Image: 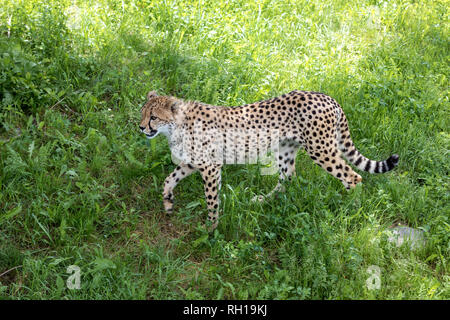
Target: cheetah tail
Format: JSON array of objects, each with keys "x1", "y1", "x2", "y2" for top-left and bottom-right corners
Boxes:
[{"x1": 336, "y1": 112, "x2": 399, "y2": 174}]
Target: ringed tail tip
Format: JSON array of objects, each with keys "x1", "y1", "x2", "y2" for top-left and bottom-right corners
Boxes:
[{"x1": 386, "y1": 154, "x2": 399, "y2": 171}]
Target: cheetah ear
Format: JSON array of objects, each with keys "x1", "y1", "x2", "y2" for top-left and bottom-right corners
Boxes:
[
  {"x1": 147, "y1": 91, "x2": 158, "y2": 100},
  {"x1": 170, "y1": 100, "x2": 181, "y2": 116}
]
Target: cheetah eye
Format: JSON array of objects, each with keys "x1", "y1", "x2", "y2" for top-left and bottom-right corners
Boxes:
[{"x1": 150, "y1": 116, "x2": 157, "y2": 121}]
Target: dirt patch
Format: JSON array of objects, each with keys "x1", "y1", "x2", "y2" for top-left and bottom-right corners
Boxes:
[{"x1": 0, "y1": 265, "x2": 21, "y2": 287}]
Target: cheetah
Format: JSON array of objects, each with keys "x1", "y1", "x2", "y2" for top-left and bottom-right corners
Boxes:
[{"x1": 139, "y1": 90, "x2": 399, "y2": 230}]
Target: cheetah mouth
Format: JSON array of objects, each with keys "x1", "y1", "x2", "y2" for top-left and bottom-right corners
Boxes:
[{"x1": 145, "y1": 130, "x2": 158, "y2": 138}]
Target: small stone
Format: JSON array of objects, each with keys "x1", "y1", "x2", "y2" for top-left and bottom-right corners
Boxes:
[{"x1": 387, "y1": 226, "x2": 426, "y2": 249}]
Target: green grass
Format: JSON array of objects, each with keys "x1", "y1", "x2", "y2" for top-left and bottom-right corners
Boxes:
[{"x1": 0, "y1": 0, "x2": 448, "y2": 299}]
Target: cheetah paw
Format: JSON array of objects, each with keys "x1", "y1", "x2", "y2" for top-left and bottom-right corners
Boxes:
[{"x1": 251, "y1": 195, "x2": 266, "y2": 203}]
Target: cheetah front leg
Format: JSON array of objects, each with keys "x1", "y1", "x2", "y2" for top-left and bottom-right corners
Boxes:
[
  {"x1": 163, "y1": 163, "x2": 197, "y2": 214},
  {"x1": 198, "y1": 164, "x2": 222, "y2": 231}
]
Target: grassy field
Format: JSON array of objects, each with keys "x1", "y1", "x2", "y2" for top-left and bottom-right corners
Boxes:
[{"x1": 0, "y1": 0, "x2": 448, "y2": 299}]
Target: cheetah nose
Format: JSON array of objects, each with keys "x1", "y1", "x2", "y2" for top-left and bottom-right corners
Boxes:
[{"x1": 139, "y1": 126, "x2": 145, "y2": 131}]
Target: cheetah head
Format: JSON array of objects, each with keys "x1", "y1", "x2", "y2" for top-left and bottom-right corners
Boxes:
[{"x1": 139, "y1": 91, "x2": 180, "y2": 139}]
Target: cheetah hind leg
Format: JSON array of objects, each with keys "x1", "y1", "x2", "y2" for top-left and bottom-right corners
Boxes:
[
  {"x1": 305, "y1": 147, "x2": 362, "y2": 190},
  {"x1": 251, "y1": 146, "x2": 297, "y2": 203}
]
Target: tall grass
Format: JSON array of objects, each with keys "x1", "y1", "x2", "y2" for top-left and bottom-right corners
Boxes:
[{"x1": 0, "y1": 0, "x2": 448, "y2": 299}]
